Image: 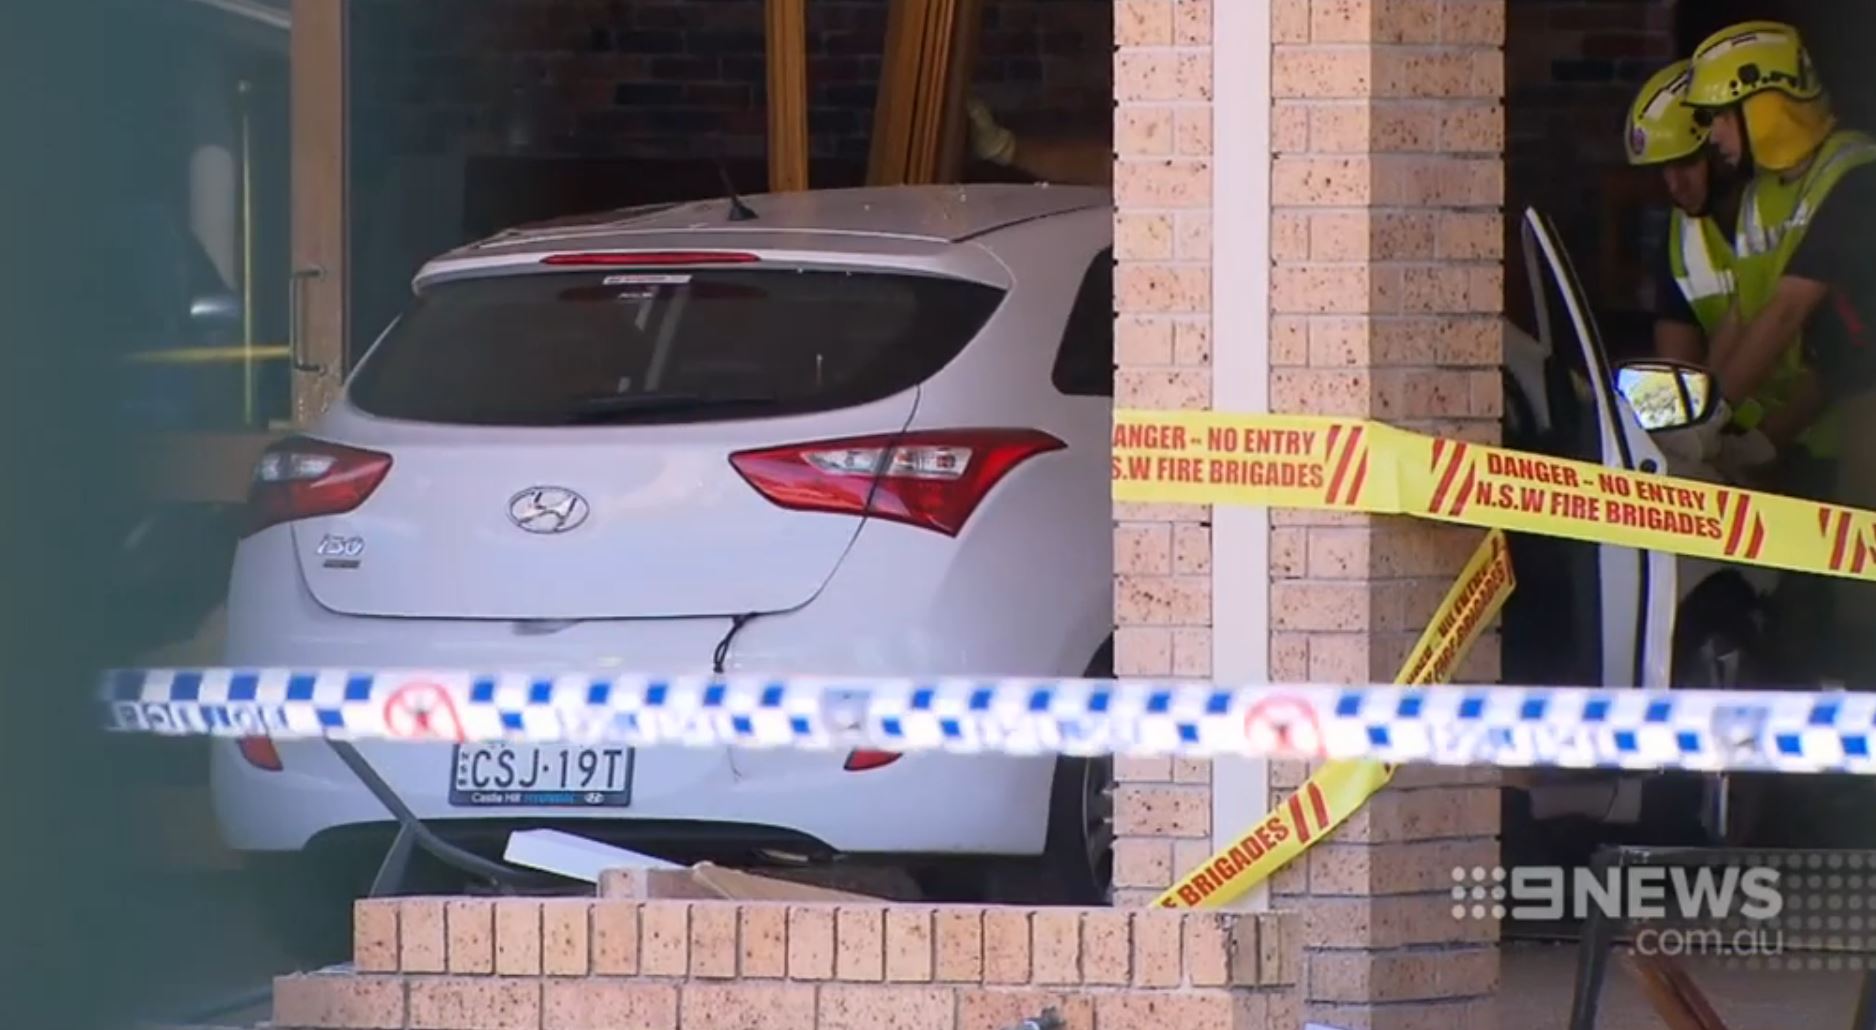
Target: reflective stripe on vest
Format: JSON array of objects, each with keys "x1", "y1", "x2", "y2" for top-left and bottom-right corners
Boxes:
[
  {"x1": 1668, "y1": 209, "x2": 1736, "y2": 338},
  {"x1": 1733, "y1": 131, "x2": 1876, "y2": 457}
]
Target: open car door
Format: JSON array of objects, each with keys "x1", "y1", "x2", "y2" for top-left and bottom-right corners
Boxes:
[{"x1": 1509, "y1": 207, "x2": 1676, "y2": 691}]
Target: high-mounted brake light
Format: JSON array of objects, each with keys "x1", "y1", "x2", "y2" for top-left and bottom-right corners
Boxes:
[
  {"x1": 539, "y1": 251, "x2": 760, "y2": 267},
  {"x1": 245, "y1": 436, "x2": 393, "y2": 537},
  {"x1": 843, "y1": 750, "x2": 901, "y2": 772},
  {"x1": 728, "y1": 429, "x2": 1065, "y2": 537}
]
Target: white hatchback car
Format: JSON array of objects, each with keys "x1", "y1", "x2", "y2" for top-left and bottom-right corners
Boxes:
[{"x1": 215, "y1": 185, "x2": 1117, "y2": 903}]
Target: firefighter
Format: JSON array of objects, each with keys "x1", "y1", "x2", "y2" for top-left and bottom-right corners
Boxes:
[
  {"x1": 1627, "y1": 59, "x2": 1746, "y2": 366},
  {"x1": 1687, "y1": 21, "x2": 1876, "y2": 499}
]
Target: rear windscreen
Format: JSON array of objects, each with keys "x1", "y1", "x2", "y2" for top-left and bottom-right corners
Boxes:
[{"x1": 347, "y1": 267, "x2": 1007, "y2": 426}]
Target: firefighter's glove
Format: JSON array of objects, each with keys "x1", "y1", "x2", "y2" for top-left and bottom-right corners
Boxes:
[{"x1": 968, "y1": 98, "x2": 1018, "y2": 166}]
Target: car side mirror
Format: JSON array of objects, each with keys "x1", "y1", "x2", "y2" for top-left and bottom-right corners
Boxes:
[{"x1": 1614, "y1": 359, "x2": 1718, "y2": 433}]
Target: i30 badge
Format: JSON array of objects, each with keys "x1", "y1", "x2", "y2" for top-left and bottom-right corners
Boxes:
[{"x1": 508, "y1": 486, "x2": 591, "y2": 534}]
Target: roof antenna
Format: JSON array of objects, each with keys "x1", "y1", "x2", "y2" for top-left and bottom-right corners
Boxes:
[{"x1": 715, "y1": 156, "x2": 759, "y2": 222}]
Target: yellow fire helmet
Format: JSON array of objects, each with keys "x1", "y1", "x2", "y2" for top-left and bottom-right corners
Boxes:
[
  {"x1": 1687, "y1": 20, "x2": 1823, "y2": 108},
  {"x1": 1626, "y1": 60, "x2": 1706, "y2": 166}
]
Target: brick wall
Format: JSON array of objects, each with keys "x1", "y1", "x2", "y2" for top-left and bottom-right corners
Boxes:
[
  {"x1": 1107, "y1": 0, "x2": 1217, "y2": 909},
  {"x1": 1266, "y1": 0, "x2": 1506, "y2": 1025},
  {"x1": 350, "y1": 0, "x2": 1114, "y2": 164},
  {"x1": 272, "y1": 898, "x2": 1298, "y2": 1029}
]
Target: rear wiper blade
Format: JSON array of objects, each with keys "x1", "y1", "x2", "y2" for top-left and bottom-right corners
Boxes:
[{"x1": 562, "y1": 392, "x2": 781, "y2": 423}]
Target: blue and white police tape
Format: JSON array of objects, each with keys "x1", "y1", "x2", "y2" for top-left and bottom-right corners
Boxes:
[{"x1": 101, "y1": 667, "x2": 1876, "y2": 776}]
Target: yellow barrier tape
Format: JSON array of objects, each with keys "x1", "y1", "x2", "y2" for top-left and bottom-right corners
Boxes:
[
  {"x1": 1114, "y1": 409, "x2": 1876, "y2": 581},
  {"x1": 124, "y1": 345, "x2": 290, "y2": 366},
  {"x1": 1152, "y1": 529, "x2": 1516, "y2": 909}
]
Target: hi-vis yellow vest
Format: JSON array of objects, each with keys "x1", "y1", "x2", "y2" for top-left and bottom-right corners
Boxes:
[
  {"x1": 1734, "y1": 130, "x2": 1876, "y2": 458},
  {"x1": 1667, "y1": 208, "x2": 1737, "y2": 338}
]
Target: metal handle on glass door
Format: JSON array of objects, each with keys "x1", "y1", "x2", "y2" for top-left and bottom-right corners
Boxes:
[{"x1": 289, "y1": 266, "x2": 326, "y2": 374}]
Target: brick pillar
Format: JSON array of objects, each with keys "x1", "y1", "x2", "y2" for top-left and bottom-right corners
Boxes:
[
  {"x1": 1109, "y1": 0, "x2": 1220, "y2": 908},
  {"x1": 1264, "y1": 0, "x2": 1507, "y2": 1026}
]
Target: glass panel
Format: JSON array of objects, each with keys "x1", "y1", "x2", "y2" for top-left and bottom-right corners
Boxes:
[{"x1": 1616, "y1": 365, "x2": 1695, "y2": 432}]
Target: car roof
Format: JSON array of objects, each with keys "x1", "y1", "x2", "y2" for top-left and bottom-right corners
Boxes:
[{"x1": 454, "y1": 184, "x2": 1112, "y2": 256}]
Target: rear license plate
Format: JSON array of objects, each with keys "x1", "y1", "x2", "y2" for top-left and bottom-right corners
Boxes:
[{"x1": 448, "y1": 744, "x2": 634, "y2": 807}]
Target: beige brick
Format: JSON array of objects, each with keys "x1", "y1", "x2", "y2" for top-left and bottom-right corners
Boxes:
[
  {"x1": 1440, "y1": 102, "x2": 1505, "y2": 153},
  {"x1": 641, "y1": 901, "x2": 690, "y2": 977},
  {"x1": 1170, "y1": 757, "x2": 1211, "y2": 785},
  {"x1": 1373, "y1": 103, "x2": 1441, "y2": 150},
  {"x1": 1115, "y1": 574, "x2": 1210, "y2": 625},
  {"x1": 739, "y1": 904, "x2": 788, "y2": 978},
  {"x1": 1110, "y1": 888, "x2": 1160, "y2": 907},
  {"x1": 1130, "y1": 909, "x2": 1182, "y2": 987},
  {"x1": 1227, "y1": 915, "x2": 1262, "y2": 986},
  {"x1": 592, "y1": 901, "x2": 639, "y2": 975},
  {"x1": 1170, "y1": 837, "x2": 1214, "y2": 886},
  {"x1": 688, "y1": 902, "x2": 737, "y2": 979},
  {"x1": 787, "y1": 906, "x2": 835, "y2": 980},
  {"x1": 1272, "y1": 0, "x2": 1311, "y2": 42},
  {"x1": 494, "y1": 899, "x2": 542, "y2": 976},
  {"x1": 885, "y1": 907, "x2": 934, "y2": 982},
  {"x1": 982, "y1": 908, "x2": 1031, "y2": 984},
  {"x1": 1116, "y1": 523, "x2": 1173, "y2": 576},
  {"x1": 1115, "y1": 160, "x2": 1211, "y2": 208},
  {"x1": 1116, "y1": 106, "x2": 1175, "y2": 158},
  {"x1": 1094, "y1": 992, "x2": 1238, "y2": 1030},
  {"x1": 836, "y1": 906, "x2": 885, "y2": 981},
  {"x1": 1270, "y1": 758, "x2": 1311, "y2": 788},
  {"x1": 1372, "y1": 156, "x2": 1497, "y2": 206},
  {"x1": 934, "y1": 907, "x2": 985, "y2": 982},
  {"x1": 1275, "y1": 47, "x2": 1372, "y2": 99},
  {"x1": 1309, "y1": 837, "x2": 1498, "y2": 895},
  {"x1": 1271, "y1": 582, "x2": 1371, "y2": 631},
  {"x1": 1115, "y1": 0, "x2": 1174, "y2": 46},
  {"x1": 1270, "y1": 633, "x2": 1309, "y2": 680},
  {"x1": 1271, "y1": 526, "x2": 1306, "y2": 577},
  {"x1": 1262, "y1": 913, "x2": 1299, "y2": 985},
  {"x1": 1116, "y1": 755, "x2": 1172, "y2": 782},
  {"x1": 1469, "y1": 368, "x2": 1504, "y2": 417},
  {"x1": 1443, "y1": 0, "x2": 1506, "y2": 44},
  {"x1": 1309, "y1": 0, "x2": 1371, "y2": 42},
  {"x1": 1273, "y1": 102, "x2": 1311, "y2": 152},
  {"x1": 543, "y1": 981, "x2": 677, "y2": 1030},
  {"x1": 1271, "y1": 267, "x2": 1375, "y2": 316},
  {"x1": 540, "y1": 899, "x2": 590, "y2": 976},
  {"x1": 274, "y1": 973, "x2": 404, "y2": 1030},
  {"x1": 1170, "y1": 523, "x2": 1209, "y2": 575},
  {"x1": 679, "y1": 984, "x2": 816, "y2": 1030},
  {"x1": 1311, "y1": 947, "x2": 1498, "y2": 1003},
  {"x1": 1081, "y1": 910, "x2": 1131, "y2": 985},
  {"x1": 1174, "y1": 107, "x2": 1212, "y2": 155},
  {"x1": 1309, "y1": 104, "x2": 1371, "y2": 153},
  {"x1": 1307, "y1": 211, "x2": 1368, "y2": 262},
  {"x1": 1339, "y1": 786, "x2": 1498, "y2": 843},
  {"x1": 1030, "y1": 909, "x2": 1080, "y2": 985},
  {"x1": 398, "y1": 898, "x2": 446, "y2": 974},
  {"x1": 1113, "y1": 784, "x2": 1209, "y2": 836},
  {"x1": 958, "y1": 989, "x2": 1094, "y2": 1030},
  {"x1": 1116, "y1": 316, "x2": 1174, "y2": 366},
  {"x1": 1116, "y1": 212, "x2": 1175, "y2": 262},
  {"x1": 1304, "y1": 894, "x2": 1499, "y2": 949},
  {"x1": 1115, "y1": 264, "x2": 1210, "y2": 314},
  {"x1": 1183, "y1": 913, "x2": 1231, "y2": 986},
  {"x1": 1272, "y1": 212, "x2": 1310, "y2": 263},
  {"x1": 1172, "y1": 319, "x2": 1210, "y2": 366},
  {"x1": 1113, "y1": 837, "x2": 1174, "y2": 889},
  {"x1": 1437, "y1": 211, "x2": 1503, "y2": 260},
  {"x1": 820, "y1": 985, "x2": 956, "y2": 1030},
  {"x1": 1170, "y1": 627, "x2": 1211, "y2": 677},
  {"x1": 408, "y1": 977, "x2": 540, "y2": 1030},
  {"x1": 1381, "y1": 0, "x2": 1442, "y2": 42},
  {"x1": 1175, "y1": 212, "x2": 1211, "y2": 261},
  {"x1": 1173, "y1": 0, "x2": 1212, "y2": 44},
  {"x1": 354, "y1": 899, "x2": 398, "y2": 973},
  {"x1": 1113, "y1": 501, "x2": 1212, "y2": 523},
  {"x1": 1115, "y1": 626, "x2": 1174, "y2": 676},
  {"x1": 1115, "y1": 51, "x2": 1213, "y2": 102},
  {"x1": 1271, "y1": 317, "x2": 1308, "y2": 366},
  {"x1": 445, "y1": 899, "x2": 493, "y2": 975}
]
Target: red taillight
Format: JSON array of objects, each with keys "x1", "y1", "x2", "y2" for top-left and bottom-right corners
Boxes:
[
  {"x1": 238, "y1": 736, "x2": 283, "y2": 771},
  {"x1": 539, "y1": 251, "x2": 759, "y2": 266},
  {"x1": 245, "y1": 436, "x2": 393, "y2": 537},
  {"x1": 844, "y1": 750, "x2": 901, "y2": 772},
  {"x1": 728, "y1": 429, "x2": 1065, "y2": 536}
]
